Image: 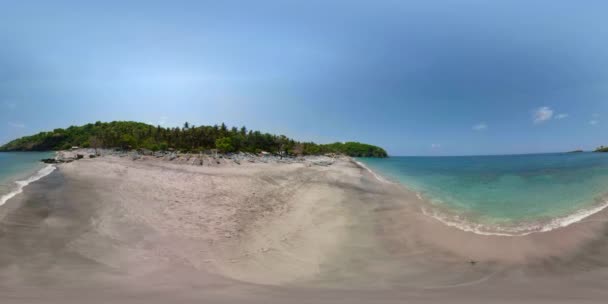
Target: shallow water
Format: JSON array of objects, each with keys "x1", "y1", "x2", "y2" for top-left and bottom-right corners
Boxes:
[
  {"x1": 358, "y1": 153, "x2": 608, "y2": 234},
  {"x1": 0, "y1": 152, "x2": 55, "y2": 206}
]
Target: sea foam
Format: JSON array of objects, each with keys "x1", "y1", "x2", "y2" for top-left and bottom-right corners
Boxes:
[
  {"x1": 0, "y1": 165, "x2": 56, "y2": 207},
  {"x1": 354, "y1": 160, "x2": 392, "y2": 184},
  {"x1": 357, "y1": 157, "x2": 608, "y2": 237},
  {"x1": 420, "y1": 199, "x2": 608, "y2": 237}
]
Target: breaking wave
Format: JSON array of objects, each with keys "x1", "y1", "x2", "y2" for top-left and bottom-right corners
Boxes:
[{"x1": 0, "y1": 165, "x2": 56, "y2": 207}]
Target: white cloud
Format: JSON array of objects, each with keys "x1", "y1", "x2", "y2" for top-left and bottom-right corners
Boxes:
[
  {"x1": 472, "y1": 122, "x2": 487, "y2": 131},
  {"x1": 533, "y1": 106, "x2": 554, "y2": 123},
  {"x1": 8, "y1": 122, "x2": 25, "y2": 128},
  {"x1": 555, "y1": 113, "x2": 569, "y2": 119},
  {"x1": 158, "y1": 116, "x2": 168, "y2": 126},
  {"x1": 431, "y1": 143, "x2": 441, "y2": 149},
  {"x1": 589, "y1": 120, "x2": 599, "y2": 125}
]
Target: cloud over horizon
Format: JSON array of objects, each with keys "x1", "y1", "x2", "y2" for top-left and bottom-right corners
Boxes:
[{"x1": 533, "y1": 106, "x2": 554, "y2": 124}]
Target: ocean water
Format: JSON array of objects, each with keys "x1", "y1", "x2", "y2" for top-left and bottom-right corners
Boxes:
[
  {"x1": 0, "y1": 152, "x2": 55, "y2": 206},
  {"x1": 358, "y1": 153, "x2": 608, "y2": 235}
]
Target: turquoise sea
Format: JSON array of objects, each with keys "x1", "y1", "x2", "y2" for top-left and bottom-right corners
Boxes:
[
  {"x1": 358, "y1": 153, "x2": 608, "y2": 235},
  {"x1": 0, "y1": 152, "x2": 55, "y2": 206}
]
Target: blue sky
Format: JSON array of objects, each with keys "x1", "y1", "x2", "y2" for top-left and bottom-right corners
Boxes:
[{"x1": 1, "y1": 0, "x2": 608, "y2": 156}]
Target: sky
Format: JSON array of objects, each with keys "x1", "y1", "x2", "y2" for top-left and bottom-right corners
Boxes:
[{"x1": 1, "y1": 0, "x2": 608, "y2": 156}]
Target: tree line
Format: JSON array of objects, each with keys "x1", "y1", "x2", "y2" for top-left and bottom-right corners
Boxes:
[
  {"x1": 0, "y1": 121, "x2": 388, "y2": 157},
  {"x1": 595, "y1": 146, "x2": 608, "y2": 152}
]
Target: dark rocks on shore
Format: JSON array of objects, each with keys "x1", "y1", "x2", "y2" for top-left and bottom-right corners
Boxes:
[
  {"x1": 41, "y1": 158, "x2": 73, "y2": 164},
  {"x1": 138, "y1": 149, "x2": 154, "y2": 156},
  {"x1": 40, "y1": 148, "x2": 343, "y2": 169}
]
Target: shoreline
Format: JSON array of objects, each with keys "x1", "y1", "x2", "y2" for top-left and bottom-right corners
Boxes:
[
  {"x1": 0, "y1": 151, "x2": 55, "y2": 207},
  {"x1": 419, "y1": 196, "x2": 608, "y2": 237},
  {"x1": 5, "y1": 151, "x2": 608, "y2": 240},
  {"x1": 5, "y1": 151, "x2": 608, "y2": 239},
  {"x1": 3, "y1": 153, "x2": 608, "y2": 301},
  {"x1": 355, "y1": 158, "x2": 608, "y2": 237},
  {"x1": 5, "y1": 154, "x2": 607, "y2": 239},
  {"x1": 0, "y1": 164, "x2": 56, "y2": 207}
]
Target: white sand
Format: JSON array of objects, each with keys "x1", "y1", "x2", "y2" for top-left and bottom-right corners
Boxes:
[{"x1": 2, "y1": 155, "x2": 608, "y2": 303}]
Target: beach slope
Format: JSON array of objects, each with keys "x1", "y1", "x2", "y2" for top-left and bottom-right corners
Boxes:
[{"x1": 2, "y1": 156, "x2": 608, "y2": 303}]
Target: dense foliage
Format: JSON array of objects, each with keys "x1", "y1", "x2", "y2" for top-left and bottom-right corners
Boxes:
[
  {"x1": 0, "y1": 121, "x2": 388, "y2": 157},
  {"x1": 595, "y1": 146, "x2": 608, "y2": 152}
]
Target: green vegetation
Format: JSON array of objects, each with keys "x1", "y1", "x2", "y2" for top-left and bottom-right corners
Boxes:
[
  {"x1": 306, "y1": 142, "x2": 389, "y2": 158},
  {"x1": 214, "y1": 137, "x2": 234, "y2": 153},
  {"x1": 0, "y1": 121, "x2": 388, "y2": 157},
  {"x1": 595, "y1": 146, "x2": 608, "y2": 152}
]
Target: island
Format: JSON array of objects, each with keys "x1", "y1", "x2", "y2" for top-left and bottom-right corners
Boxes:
[
  {"x1": 595, "y1": 146, "x2": 608, "y2": 152},
  {"x1": 0, "y1": 121, "x2": 388, "y2": 158}
]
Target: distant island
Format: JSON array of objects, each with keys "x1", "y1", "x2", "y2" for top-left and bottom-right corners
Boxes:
[
  {"x1": 0, "y1": 121, "x2": 388, "y2": 158},
  {"x1": 595, "y1": 146, "x2": 608, "y2": 153}
]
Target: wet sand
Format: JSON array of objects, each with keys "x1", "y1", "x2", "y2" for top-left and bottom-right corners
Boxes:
[{"x1": 2, "y1": 156, "x2": 608, "y2": 303}]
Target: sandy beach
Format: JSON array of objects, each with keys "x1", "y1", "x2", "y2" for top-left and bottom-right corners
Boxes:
[{"x1": 2, "y1": 154, "x2": 608, "y2": 303}]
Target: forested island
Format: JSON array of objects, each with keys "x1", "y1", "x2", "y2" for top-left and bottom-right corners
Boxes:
[
  {"x1": 0, "y1": 121, "x2": 388, "y2": 158},
  {"x1": 595, "y1": 146, "x2": 608, "y2": 152}
]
